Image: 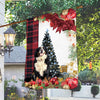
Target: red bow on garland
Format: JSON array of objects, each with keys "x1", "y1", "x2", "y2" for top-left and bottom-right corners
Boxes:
[
  {"x1": 61, "y1": 8, "x2": 76, "y2": 20},
  {"x1": 41, "y1": 12, "x2": 76, "y2": 33}
]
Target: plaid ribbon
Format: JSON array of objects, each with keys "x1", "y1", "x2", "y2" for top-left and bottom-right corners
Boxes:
[{"x1": 25, "y1": 18, "x2": 39, "y2": 79}]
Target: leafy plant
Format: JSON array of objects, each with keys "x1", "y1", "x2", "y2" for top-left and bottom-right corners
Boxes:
[
  {"x1": 77, "y1": 4, "x2": 100, "y2": 72},
  {"x1": 78, "y1": 68, "x2": 97, "y2": 84},
  {"x1": 91, "y1": 85, "x2": 99, "y2": 98},
  {"x1": 4, "y1": 79, "x2": 18, "y2": 100},
  {"x1": 40, "y1": 97, "x2": 49, "y2": 100},
  {"x1": 5, "y1": 0, "x2": 100, "y2": 45}
]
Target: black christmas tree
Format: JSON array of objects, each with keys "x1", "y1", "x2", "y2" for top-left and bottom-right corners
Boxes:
[{"x1": 42, "y1": 30, "x2": 61, "y2": 78}]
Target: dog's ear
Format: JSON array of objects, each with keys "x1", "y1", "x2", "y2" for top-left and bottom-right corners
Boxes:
[
  {"x1": 34, "y1": 47, "x2": 41, "y2": 57},
  {"x1": 43, "y1": 47, "x2": 47, "y2": 54},
  {"x1": 24, "y1": 77, "x2": 31, "y2": 82}
]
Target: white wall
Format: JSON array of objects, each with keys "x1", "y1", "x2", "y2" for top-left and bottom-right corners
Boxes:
[
  {"x1": 47, "y1": 85, "x2": 100, "y2": 99},
  {"x1": 0, "y1": 0, "x2": 5, "y2": 99},
  {"x1": 4, "y1": 64, "x2": 27, "y2": 97},
  {"x1": 39, "y1": 21, "x2": 76, "y2": 66}
]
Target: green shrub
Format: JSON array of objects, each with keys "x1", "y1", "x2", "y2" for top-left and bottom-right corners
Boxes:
[
  {"x1": 45, "y1": 97, "x2": 49, "y2": 100},
  {"x1": 91, "y1": 85, "x2": 99, "y2": 98},
  {"x1": 78, "y1": 68, "x2": 97, "y2": 84}
]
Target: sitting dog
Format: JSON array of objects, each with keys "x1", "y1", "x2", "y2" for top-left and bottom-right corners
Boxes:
[{"x1": 32, "y1": 47, "x2": 50, "y2": 81}]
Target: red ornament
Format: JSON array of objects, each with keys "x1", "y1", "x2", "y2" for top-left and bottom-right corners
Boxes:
[
  {"x1": 66, "y1": 9, "x2": 76, "y2": 20},
  {"x1": 31, "y1": 81, "x2": 36, "y2": 85},
  {"x1": 36, "y1": 79, "x2": 42, "y2": 86},
  {"x1": 61, "y1": 9, "x2": 76, "y2": 20},
  {"x1": 65, "y1": 77, "x2": 71, "y2": 84},
  {"x1": 41, "y1": 15, "x2": 45, "y2": 19},
  {"x1": 72, "y1": 43, "x2": 75, "y2": 47},
  {"x1": 61, "y1": 81, "x2": 67, "y2": 87},
  {"x1": 40, "y1": 86, "x2": 43, "y2": 89},
  {"x1": 50, "y1": 77, "x2": 58, "y2": 84},
  {"x1": 52, "y1": 79, "x2": 56, "y2": 84},
  {"x1": 54, "y1": 76, "x2": 58, "y2": 80},
  {"x1": 45, "y1": 82, "x2": 49, "y2": 87},
  {"x1": 69, "y1": 34, "x2": 71, "y2": 37},
  {"x1": 68, "y1": 78, "x2": 78, "y2": 89},
  {"x1": 55, "y1": 81, "x2": 59, "y2": 85},
  {"x1": 29, "y1": 81, "x2": 35, "y2": 86}
]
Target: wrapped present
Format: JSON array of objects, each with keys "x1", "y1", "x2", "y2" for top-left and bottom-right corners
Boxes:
[{"x1": 60, "y1": 65, "x2": 68, "y2": 73}]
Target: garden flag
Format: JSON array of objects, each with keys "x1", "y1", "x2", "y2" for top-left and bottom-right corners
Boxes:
[{"x1": 25, "y1": 8, "x2": 78, "y2": 90}]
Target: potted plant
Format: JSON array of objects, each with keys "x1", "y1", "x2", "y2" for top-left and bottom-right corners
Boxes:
[
  {"x1": 95, "y1": 68, "x2": 100, "y2": 84},
  {"x1": 91, "y1": 85, "x2": 99, "y2": 98}
]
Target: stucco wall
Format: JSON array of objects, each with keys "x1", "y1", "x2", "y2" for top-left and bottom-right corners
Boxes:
[
  {"x1": 4, "y1": 64, "x2": 25, "y2": 80},
  {"x1": 0, "y1": 0, "x2": 5, "y2": 99}
]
